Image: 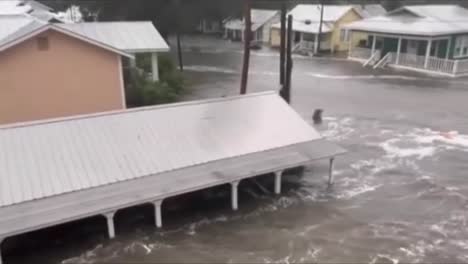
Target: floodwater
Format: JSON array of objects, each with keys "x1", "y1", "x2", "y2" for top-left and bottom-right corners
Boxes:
[{"x1": 6, "y1": 35, "x2": 468, "y2": 263}]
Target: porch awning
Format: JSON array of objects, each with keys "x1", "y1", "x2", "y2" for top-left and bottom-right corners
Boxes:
[{"x1": 344, "y1": 15, "x2": 468, "y2": 37}]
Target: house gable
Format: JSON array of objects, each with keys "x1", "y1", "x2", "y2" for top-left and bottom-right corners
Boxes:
[{"x1": 0, "y1": 28, "x2": 125, "y2": 124}]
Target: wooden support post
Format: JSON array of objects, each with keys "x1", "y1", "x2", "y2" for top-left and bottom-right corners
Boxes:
[
  {"x1": 396, "y1": 37, "x2": 402, "y2": 65},
  {"x1": 424, "y1": 39, "x2": 432, "y2": 69},
  {"x1": 281, "y1": 15, "x2": 293, "y2": 104},
  {"x1": 151, "y1": 53, "x2": 159, "y2": 81},
  {"x1": 314, "y1": 33, "x2": 319, "y2": 54},
  {"x1": 153, "y1": 200, "x2": 163, "y2": 228},
  {"x1": 230, "y1": 181, "x2": 240, "y2": 210},
  {"x1": 104, "y1": 212, "x2": 116, "y2": 239},
  {"x1": 274, "y1": 171, "x2": 283, "y2": 194},
  {"x1": 328, "y1": 157, "x2": 335, "y2": 186},
  {"x1": 348, "y1": 31, "x2": 353, "y2": 57},
  {"x1": 316, "y1": 2, "x2": 324, "y2": 54},
  {"x1": 0, "y1": 238, "x2": 3, "y2": 264},
  {"x1": 279, "y1": 1, "x2": 287, "y2": 85},
  {"x1": 240, "y1": 0, "x2": 251, "y2": 95},
  {"x1": 175, "y1": 0, "x2": 183, "y2": 71}
]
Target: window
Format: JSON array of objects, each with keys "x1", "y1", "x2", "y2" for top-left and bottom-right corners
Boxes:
[
  {"x1": 454, "y1": 35, "x2": 468, "y2": 58},
  {"x1": 340, "y1": 29, "x2": 349, "y2": 42},
  {"x1": 37, "y1": 36, "x2": 49, "y2": 51}
]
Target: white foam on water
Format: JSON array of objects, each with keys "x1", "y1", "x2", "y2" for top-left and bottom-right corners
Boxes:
[
  {"x1": 321, "y1": 117, "x2": 355, "y2": 141},
  {"x1": 184, "y1": 65, "x2": 238, "y2": 74},
  {"x1": 186, "y1": 215, "x2": 229, "y2": 235},
  {"x1": 379, "y1": 138, "x2": 436, "y2": 160},
  {"x1": 370, "y1": 254, "x2": 399, "y2": 264},
  {"x1": 409, "y1": 128, "x2": 468, "y2": 151},
  {"x1": 306, "y1": 73, "x2": 427, "y2": 81},
  {"x1": 335, "y1": 183, "x2": 382, "y2": 200}
]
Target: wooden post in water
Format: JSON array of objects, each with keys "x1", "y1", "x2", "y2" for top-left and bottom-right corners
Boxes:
[
  {"x1": 281, "y1": 15, "x2": 293, "y2": 103},
  {"x1": 279, "y1": 1, "x2": 287, "y2": 86},
  {"x1": 240, "y1": 0, "x2": 252, "y2": 94},
  {"x1": 316, "y1": 2, "x2": 324, "y2": 55},
  {"x1": 175, "y1": 0, "x2": 184, "y2": 71}
]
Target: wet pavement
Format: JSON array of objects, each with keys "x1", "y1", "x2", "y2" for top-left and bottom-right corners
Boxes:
[{"x1": 6, "y1": 35, "x2": 468, "y2": 263}]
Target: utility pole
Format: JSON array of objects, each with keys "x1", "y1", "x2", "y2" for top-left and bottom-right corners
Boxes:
[
  {"x1": 240, "y1": 0, "x2": 252, "y2": 95},
  {"x1": 279, "y1": 1, "x2": 287, "y2": 86},
  {"x1": 316, "y1": 1, "x2": 324, "y2": 55},
  {"x1": 175, "y1": 0, "x2": 184, "y2": 71},
  {"x1": 281, "y1": 15, "x2": 293, "y2": 104}
]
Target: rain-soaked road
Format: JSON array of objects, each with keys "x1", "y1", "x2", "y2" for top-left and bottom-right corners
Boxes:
[{"x1": 8, "y1": 35, "x2": 468, "y2": 263}]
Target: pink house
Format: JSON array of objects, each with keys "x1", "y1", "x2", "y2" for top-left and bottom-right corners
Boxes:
[{"x1": 0, "y1": 15, "x2": 169, "y2": 125}]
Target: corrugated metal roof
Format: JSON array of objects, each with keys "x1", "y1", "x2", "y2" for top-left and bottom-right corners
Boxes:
[
  {"x1": 0, "y1": 15, "x2": 45, "y2": 47},
  {"x1": 353, "y1": 4, "x2": 386, "y2": 18},
  {"x1": 224, "y1": 9, "x2": 279, "y2": 31},
  {"x1": 271, "y1": 21, "x2": 333, "y2": 34},
  {"x1": 58, "y1": 22, "x2": 170, "y2": 52},
  {"x1": 0, "y1": 92, "x2": 323, "y2": 208},
  {"x1": 345, "y1": 5, "x2": 468, "y2": 36},
  {"x1": 289, "y1": 5, "x2": 354, "y2": 22},
  {"x1": 0, "y1": 0, "x2": 32, "y2": 14}
]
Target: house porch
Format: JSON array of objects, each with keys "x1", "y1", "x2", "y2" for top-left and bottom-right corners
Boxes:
[{"x1": 348, "y1": 31, "x2": 468, "y2": 77}]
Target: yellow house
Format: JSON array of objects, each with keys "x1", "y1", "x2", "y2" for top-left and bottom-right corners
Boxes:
[{"x1": 270, "y1": 5, "x2": 384, "y2": 54}]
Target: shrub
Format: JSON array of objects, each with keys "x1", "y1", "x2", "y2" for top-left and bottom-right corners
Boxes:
[{"x1": 125, "y1": 54, "x2": 185, "y2": 107}]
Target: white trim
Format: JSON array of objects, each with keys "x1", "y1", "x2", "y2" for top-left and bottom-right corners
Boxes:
[
  {"x1": 117, "y1": 55, "x2": 127, "y2": 109},
  {"x1": 0, "y1": 24, "x2": 134, "y2": 58}
]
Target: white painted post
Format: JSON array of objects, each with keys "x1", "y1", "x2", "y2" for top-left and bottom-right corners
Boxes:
[
  {"x1": 151, "y1": 53, "x2": 159, "y2": 81},
  {"x1": 446, "y1": 37, "x2": 452, "y2": 60},
  {"x1": 314, "y1": 33, "x2": 319, "y2": 54},
  {"x1": 371, "y1": 34, "x2": 377, "y2": 55},
  {"x1": 153, "y1": 200, "x2": 163, "y2": 228},
  {"x1": 104, "y1": 212, "x2": 116, "y2": 239},
  {"x1": 453, "y1": 60, "x2": 459, "y2": 76},
  {"x1": 396, "y1": 37, "x2": 402, "y2": 65},
  {"x1": 424, "y1": 39, "x2": 432, "y2": 69},
  {"x1": 129, "y1": 53, "x2": 137, "y2": 68},
  {"x1": 230, "y1": 181, "x2": 240, "y2": 211},
  {"x1": 274, "y1": 171, "x2": 283, "y2": 194},
  {"x1": 328, "y1": 157, "x2": 335, "y2": 186}
]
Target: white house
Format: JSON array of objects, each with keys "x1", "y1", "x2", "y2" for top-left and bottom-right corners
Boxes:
[{"x1": 224, "y1": 9, "x2": 280, "y2": 44}]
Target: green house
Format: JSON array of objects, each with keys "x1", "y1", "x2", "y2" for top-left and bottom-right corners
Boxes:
[{"x1": 345, "y1": 5, "x2": 468, "y2": 77}]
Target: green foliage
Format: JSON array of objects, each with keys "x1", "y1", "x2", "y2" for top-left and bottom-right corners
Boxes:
[{"x1": 125, "y1": 55, "x2": 185, "y2": 107}]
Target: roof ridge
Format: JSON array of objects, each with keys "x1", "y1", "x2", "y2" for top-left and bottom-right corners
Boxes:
[{"x1": 0, "y1": 92, "x2": 278, "y2": 130}]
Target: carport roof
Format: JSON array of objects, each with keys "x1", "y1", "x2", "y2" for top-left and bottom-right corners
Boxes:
[{"x1": 0, "y1": 92, "x2": 345, "y2": 208}]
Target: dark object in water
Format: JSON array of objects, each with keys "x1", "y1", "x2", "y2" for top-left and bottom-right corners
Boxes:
[{"x1": 313, "y1": 109, "x2": 323, "y2": 124}]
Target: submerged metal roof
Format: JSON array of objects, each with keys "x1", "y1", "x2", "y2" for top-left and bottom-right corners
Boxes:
[
  {"x1": 224, "y1": 9, "x2": 279, "y2": 32},
  {"x1": 0, "y1": 92, "x2": 332, "y2": 208},
  {"x1": 58, "y1": 22, "x2": 170, "y2": 53},
  {"x1": 289, "y1": 5, "x2": 355, "y2": 22},
  {"x1": 345, "y1": 5, "x2": 468, "y2": 36}
]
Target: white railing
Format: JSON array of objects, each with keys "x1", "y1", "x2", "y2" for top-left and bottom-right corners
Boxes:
[
  {"x1": 349, "y1": 47, "x2": 372, "y2": 60},
  {"x1": 390, "y1": 53, "x2": 457, "y2": 75},
  {"x1": 455, "y1": 59, "x2": 468, "y2": 74},
  {"x1": 373, "y1": 53, "x2": 392, "y2": 69},
  {"x1": 299, "y1": 40, "x2": 315, "y2": 51},
  {"x1": 363, "y1": 50, "x2": 381, "y2": 67},
  {"x1": 297, "y1": 40, "x2": 331, "y2": 53}
]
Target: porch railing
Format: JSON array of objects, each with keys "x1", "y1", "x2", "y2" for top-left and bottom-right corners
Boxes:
[
  {"x1": 297, "y1": 40, "x2": 331, "y2": 53},
  {"x1": 349, "y1": 47, "x2": 372, "y2": 60},
  {"x1": 388, "y1": 52, "x2": 457, "y2": 75},
  {"x1": 456, "y1": 59, "x2": 468, "y2": 74}
]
